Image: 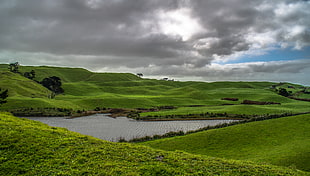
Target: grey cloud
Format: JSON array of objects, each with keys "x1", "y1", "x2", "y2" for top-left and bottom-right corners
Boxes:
[
  {"x1": 1, "y1": 0, "x2": 309, "y2": 60},
  {"x1": 132, "y1": 59, "x2": 310, "y2": 85},
  {"x1": 0, "y1": 0, "x2": 182, "y2": 53},
  {"x1": 190, "y1": 0, "x2": 310, "y2": 56},
  {"x1": 0, "y1": 0, "x2": 309, "y2": 84}
]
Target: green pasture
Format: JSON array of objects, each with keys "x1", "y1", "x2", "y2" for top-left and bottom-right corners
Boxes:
[
  {"x1": 0, "y1": 112, "x2": 306, "y2": 175},
  {"x1": 142, "y1": 114, "x2": 310, "y2": 172},
  {"x1": 1, "y1": 65, "x2": 309, "y2": 175},
  {"x1": 140, "y1": 101, "x2": 310, "y2": 117},
  {"x1": 0, "y1": 65, "x2": 309, "y2": 116}
]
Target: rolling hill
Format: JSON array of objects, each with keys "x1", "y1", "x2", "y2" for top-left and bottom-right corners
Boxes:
[
  {"x1": 0, "y1": 64, "x2": 309, "y2": 117},
  {"x1": 1, "y1": 64, "x2": 309, "y2": 175},
  {"x1": 142, "y1": 114, "x2": 310, "y2": 172},
  {"x1": 0, "y1": 112, "x2": 306, "y2": 175}
]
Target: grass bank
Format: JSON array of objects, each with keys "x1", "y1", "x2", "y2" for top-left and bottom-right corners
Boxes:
[
  {"x1": 1, "y1": 112, "x2": 307, "y2": 175},
  {"x1": 142, "y1": 114, "x2": 310, "y2": 172}
]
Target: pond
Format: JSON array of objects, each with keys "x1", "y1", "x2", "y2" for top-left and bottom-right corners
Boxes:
[{"x1": 24, "y1": 114, "x2": 237, "y2": 142}]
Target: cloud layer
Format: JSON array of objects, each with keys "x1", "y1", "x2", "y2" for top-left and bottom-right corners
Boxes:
[{"x1": 0, "y1": 0, "x2": 309, "y2": 84}]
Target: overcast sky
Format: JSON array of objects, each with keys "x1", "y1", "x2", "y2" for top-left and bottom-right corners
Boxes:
[{"x1": 0, "y1": 0, "x2": 310, "y2": 85}]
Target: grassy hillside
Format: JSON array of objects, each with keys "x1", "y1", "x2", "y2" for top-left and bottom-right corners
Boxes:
[
  {"x1": 0, "y1": 71, "x2": 81, "y2": 110},
  {"x1": 142, "y1": 114, "x2": 310, "y2": 172},
  {"x1": 0, "y1": 71, "x2": 50, "y2": 98},
  {"x1": 0, "y1": 112, "x2": 307, "y2": 175},
  {"x1": 0, "y1": 64, "x2": 141, "y2": 83},
  {"x1": 0, "y1": 64, "x2": 309, "y2": 117}
]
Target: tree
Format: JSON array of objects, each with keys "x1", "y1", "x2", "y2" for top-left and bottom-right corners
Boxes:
[
  {"x1": 0, "y1": 88, "x2": 8, "y2": 105},
  {"x1": 41, "y1": 76, "x2": 64, "y2": 94},
  {"x1": 30, "y1": 70, "x2": 36, "y2": 78},
  {"x1": 136, "y1": 73, "x2": 143, "y2": 77},
  {"x1": 278, "y1": 88, "x2": 290, "y2": 97},
  {"x1": 24, "y1": 70, "x2": 36, "y2": 80},
  {"x1": 8, "y1": 62, "x2": 20, "y2": 73}
]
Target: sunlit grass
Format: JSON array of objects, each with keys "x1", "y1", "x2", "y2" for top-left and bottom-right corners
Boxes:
[
  {"x1": 0, "y1": 65, "x2": 309, "y2": 115},
  {"x1": 142, "y1": 114, "x2": 310, "y2": 172},
  {"x1": 1, "y1": 112, "x2": 306, "y2": 175}
]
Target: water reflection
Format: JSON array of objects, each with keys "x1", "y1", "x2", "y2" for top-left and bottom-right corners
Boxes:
[{"x1": 24, "y1": 114, "x2": 237, "y2": 142}]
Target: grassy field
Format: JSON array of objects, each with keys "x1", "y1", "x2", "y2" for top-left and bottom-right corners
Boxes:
[
  {"x1": 0, "y1": 112, "x2": 307, "y2": 175},
  {"x1": 142, "y1": 114, "x2": 310, "y2": 172},
  {"x1": 1, "y1": 65, "x2": 309, "y2": 175},
  {"x1": 0, "y1": 64, "x2": 309, "y2": 117}
]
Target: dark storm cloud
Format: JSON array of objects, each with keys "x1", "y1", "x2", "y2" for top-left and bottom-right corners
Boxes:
[
  {"x1": 0, "y1": 0, "x2": 309, "y2": 84},
  {"x1": 1, "y1": 0, "x2": 309, "y2": 60},
  {"x1": 0, "y1": 0, "x2": 186, "y2": 57}
]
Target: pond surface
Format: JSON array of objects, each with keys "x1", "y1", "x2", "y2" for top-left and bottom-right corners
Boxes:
[{"x1": 24, "y1": 114, "x2": 237, "y2": 142}]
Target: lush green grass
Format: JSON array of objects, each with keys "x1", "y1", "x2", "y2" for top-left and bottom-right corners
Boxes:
[
  {"x1": 142, "y1": 114, "x2": 310, "y2": 172},
  {"x1": 0, "y1": 65, "x2": 309, "y2": 116},
  {"x1": 0, "y1": 64, "x2": 141, "y2": 83},
  {"x1": 0, "y1": 71, "x2": 50, "y2": 98},
  {"x1": 0, "y1": 112, "x2": 307, "y2": 175},
  {"x1": 140, "y1": 102, "x2": 310, "y2": 117}
]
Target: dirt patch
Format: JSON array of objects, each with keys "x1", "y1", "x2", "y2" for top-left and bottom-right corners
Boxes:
[
  {"x1": 241, "y1": 100, "x2": 281, "y2": 105},
  {"x1": 221, "y1": 98, "x2": 239, "y2": 101},
  {"x1": 288, "y1": 96, "x2": 310, "y2": 102}
]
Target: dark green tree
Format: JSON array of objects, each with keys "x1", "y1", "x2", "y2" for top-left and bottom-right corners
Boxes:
[
  {"x1": 278, "y1": 88, "x2": 290, "y2": 97},
  {"x1": 24, "y1": 70, "x2": 36, "y2": 80},
  {"x1": 0, "y1": 88, "x2": 8, "y2": 105},
  {"x1": 30, "y1": 70, "x2": 36, "y2": 78},
  {"x1": 136, "y1": 73, "x2": 143, "y2": 77},
  {"x1": 8, "y1": 62, "x2": 20, "y2": 73},
  {"x1": 41, "y1": 76, "x2": 64, "y2": 94}
]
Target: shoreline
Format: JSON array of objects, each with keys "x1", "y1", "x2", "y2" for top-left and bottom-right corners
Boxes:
[{"x1": 138, "y1": 117, "x2": 243, "y2": 121}]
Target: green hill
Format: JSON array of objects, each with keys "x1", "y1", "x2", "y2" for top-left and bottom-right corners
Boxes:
[
  {"x1": 0, "y1": 64, "x2": 142, "y2": 83},
  {"x1": 0, "y1": 71, "x2": 81, "y2": 110},
  {"x1": 0, "y1": 64, "x2": 309, "y2": 117},
  {"x1": 0, "y1": 112, "x2": 306, "y2": 175},
  {"x1": 0, "y1": 71, "x2": 50, "y2": 98},
  {"x1": 142, "y1": 114, "x2": 310, "y2": 172}
]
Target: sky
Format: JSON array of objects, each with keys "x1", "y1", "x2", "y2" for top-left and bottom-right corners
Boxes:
[{"x1": 0, "y1": 0, "x2": 310, "y2": 85}]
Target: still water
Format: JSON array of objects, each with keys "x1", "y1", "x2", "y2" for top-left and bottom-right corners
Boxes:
[{"x1": 24, "y1": 114, "x2": 237, "y2": 142}]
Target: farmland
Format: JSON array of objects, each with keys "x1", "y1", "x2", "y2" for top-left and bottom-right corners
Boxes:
[{"x1": 0, "y1": 64, "x2": 309, "y2": 175}]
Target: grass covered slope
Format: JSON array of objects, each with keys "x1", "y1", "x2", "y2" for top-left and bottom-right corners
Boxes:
[
  {"x1": 0, "y1": 71, "x2": 50, "y2": 98},
  {"x1": 0, "y1": 113, "x2": 306, "y2": 175},
  {"x1": 0, "y1": 71, "x2": 81, "y2": 110},
  {"x1": 0, "y1": 64, "x2": 141, "y2": 83},
  {"x1": 0, "y1": 65, "x2": 309, "y2": 115},
  {"x1": 142, "y1": 114, "x2": 310, "y2": 172}
]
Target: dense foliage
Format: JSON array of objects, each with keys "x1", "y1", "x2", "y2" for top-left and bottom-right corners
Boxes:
[
  {"x1": 0, "y1": 88, "x2": 8, "y2": 105},
  {"x1": 40, "y1": 76, "x2": 64, "y2": 94},
  {"x1": 8, "y1": 62, "x2": 19, "y2": 73},
  {"x1": 23, "y1": 70, "x2": 36, "y2": 80}
]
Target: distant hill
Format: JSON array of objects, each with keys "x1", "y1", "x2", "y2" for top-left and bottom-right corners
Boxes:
[
  {"x1": 142, "y1": 114, "x2": 310, "y2": 172},
  {"x1": 0, "y1": 64, "x2": 141, "y2": 82},
  {"x1": 0, "y1": 112, "x2": 306, "y2": 175},
  {"x1": 0, "y1": 64, "x2": 309, "y2": 117}
]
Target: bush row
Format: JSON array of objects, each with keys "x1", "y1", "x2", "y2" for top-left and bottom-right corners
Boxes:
[
  {"x1": 134, "y1": 112, "x2": 275, "y2": 120},
  {"x1": 9, "y1": 107, "x2": 72, "y2": 117}
]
